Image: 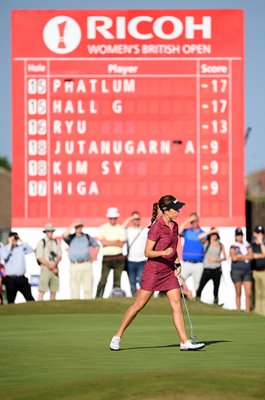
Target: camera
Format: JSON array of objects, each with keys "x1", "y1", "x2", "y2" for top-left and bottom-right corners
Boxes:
[{"x1": 49, "y1": 251, "x2": 57, "y2": 262}]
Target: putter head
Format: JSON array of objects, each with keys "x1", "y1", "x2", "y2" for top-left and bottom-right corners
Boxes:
[{"x1": 190, "y1": 335, "x2": 197, "y2": 340}]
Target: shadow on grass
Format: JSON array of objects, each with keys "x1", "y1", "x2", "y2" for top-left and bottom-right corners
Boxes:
[{"x1": 120, "y1": 340, "x2": 230, "y2": 351}]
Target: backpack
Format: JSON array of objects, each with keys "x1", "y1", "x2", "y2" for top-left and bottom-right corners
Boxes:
[
  {"x1": 65, "y1": 233, "x2": 92, "y2": 246},
  {"x1": 36, "y1": 238, "x2": 58, "y2": 265}
]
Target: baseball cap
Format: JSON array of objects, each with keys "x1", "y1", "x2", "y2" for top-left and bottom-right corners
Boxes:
[
  {"x1": 161, "y1": 197, "x2": 185, "y2": 212},
  {"x1": 9, "y1": 231, "x2": 19, "y2": 239},
  {"x1": 235, "y1": 228, "x2": 243, "y2": 236},
  {"x1": 74, "y1": 220, "x2": 84, "y2": 228},
  {"x1": 254, "y1": 225, "x2": 265, "y2": 234}
]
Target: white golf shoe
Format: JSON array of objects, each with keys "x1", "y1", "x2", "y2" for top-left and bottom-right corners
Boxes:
[
  {"x1": 110, "y1": 336, "x2": 121, "y2": 351},
  {"x1": 180, "y1": 339, "x2": 205, "y2": 351}
]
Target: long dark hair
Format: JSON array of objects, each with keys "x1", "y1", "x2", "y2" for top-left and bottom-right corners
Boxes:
[{"x1": 148, "y1": 195, "x2": 176, "y2": 228}]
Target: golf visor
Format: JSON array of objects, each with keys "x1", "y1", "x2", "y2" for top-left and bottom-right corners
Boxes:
[{"x1": 161, "y1": 198, "x2": 185, "y2": 211}]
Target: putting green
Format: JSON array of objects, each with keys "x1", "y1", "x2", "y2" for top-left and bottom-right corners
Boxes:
[{"x1": 1, "y1": 298, "x2": 264, "y2": 400}]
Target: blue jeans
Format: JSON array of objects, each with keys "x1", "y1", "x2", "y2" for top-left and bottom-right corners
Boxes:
[{"x1": 127, "y1": 260, "x2": 145, "y2": 296}]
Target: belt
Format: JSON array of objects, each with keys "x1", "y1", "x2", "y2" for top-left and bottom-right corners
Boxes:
[
  {"x1": 71, "y1": 260, "x2": 88, "y2": 264},
  {"x1": 254, "y1": 269, "x2": 265, "y2": 272},
  {"x1": 183, "y1": 260, "x2": 202, "y2": 264},
  {"x1": 6, "y1": 275, "x2": 24, "y2": 278}
]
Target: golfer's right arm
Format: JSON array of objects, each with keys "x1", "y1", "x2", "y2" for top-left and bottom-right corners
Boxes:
[{"x1": 144, "y1": 239, "x2": 173, "y2": 258}]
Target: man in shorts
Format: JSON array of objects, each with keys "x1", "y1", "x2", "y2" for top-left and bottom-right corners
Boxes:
[{"x1": 36, "y1": 224, "x2": 62, "y2": 300}]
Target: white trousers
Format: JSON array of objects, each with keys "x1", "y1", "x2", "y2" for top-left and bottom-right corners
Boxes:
[
  {"x1": 181, "y1": 261, "x2": 204, "y2": 292},
  {"x1": 69, "y1": 261, "x2": 93, "y2": 299}
]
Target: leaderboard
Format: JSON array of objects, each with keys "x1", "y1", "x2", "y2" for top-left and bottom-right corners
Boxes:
[{"x1": 12, "y1": 10, "x2": 244, "y2": 227}]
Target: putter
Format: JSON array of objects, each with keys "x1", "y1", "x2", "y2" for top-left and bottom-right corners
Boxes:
[{"x1": 177, "y1": 276, "x2": 197, "y2": 340}]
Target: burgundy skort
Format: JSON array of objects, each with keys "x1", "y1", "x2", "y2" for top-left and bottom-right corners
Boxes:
[{"x1": 141, "y1": 261, "x2": 180, "y2": 292}]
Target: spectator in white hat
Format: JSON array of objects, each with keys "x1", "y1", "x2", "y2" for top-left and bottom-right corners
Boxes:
[
  {"x1": 96, "y1": 207, "x2": 126, "y2": 297},
  {"x1": 35, "y1": 223, "x2": 62, "y2": 301}
]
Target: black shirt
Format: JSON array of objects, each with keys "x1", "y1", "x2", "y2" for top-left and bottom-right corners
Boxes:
[{"x1": 251, "y1": 242, "x2": 265, "y2": 270}]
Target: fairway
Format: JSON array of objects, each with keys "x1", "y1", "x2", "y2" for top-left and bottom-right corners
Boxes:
[{"x1": 1, "y1": 299, "x2": 264, "y2": 400}]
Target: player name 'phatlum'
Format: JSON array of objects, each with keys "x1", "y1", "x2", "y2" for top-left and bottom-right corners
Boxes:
[{"x1": 52, "y1": 78, "x2": 135, "y2": 93}]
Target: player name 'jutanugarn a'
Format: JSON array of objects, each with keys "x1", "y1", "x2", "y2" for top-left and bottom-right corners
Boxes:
[{"x1": 53, "y1": 139, "x2": 171, "y2": 155}]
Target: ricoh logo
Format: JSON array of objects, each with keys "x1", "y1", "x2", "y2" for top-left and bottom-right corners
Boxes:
[
  {"x1": 86, "y1": 15, "x2": 212, "y2": 40},
  {"x1": 43, "y1": 16, "x2": 81, "y2": 54},
  {"x1": 43, "y1": 14, "x2": 212, "y2": 53}
]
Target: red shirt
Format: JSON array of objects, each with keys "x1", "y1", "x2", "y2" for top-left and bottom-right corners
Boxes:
[{"x1": 147, "y1": 216, "x2": 179, "y2": 268}]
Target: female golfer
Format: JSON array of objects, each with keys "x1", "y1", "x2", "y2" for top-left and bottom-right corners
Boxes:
[{"x1": 110, "y1": 195, "x2": 205, "y2": 351}]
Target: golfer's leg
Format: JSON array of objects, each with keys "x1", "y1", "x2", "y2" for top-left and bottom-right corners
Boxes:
[
  {"x1": 115, "y1": 290, "x2": 153, "y2": 337},
  {"x1": 243, "y1": 281, "x2": 252, "y2": 313},
  {"x1": 167, "y1": 288, "x2": 189, "y2": 344}
]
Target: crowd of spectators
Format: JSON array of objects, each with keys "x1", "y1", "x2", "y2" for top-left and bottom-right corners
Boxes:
[{"x1": 0, "y1": 209, "x2": 264, "y2": 316}]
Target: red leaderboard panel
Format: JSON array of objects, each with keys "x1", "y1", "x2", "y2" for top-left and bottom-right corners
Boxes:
[{"x1": 12, "y1": 10, "x2": 244, "y2": 227}]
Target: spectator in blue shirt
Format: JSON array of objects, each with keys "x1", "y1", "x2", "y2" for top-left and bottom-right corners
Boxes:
[
  {"x1": 179, "y1": 213, "x2": 205, "y2": 296},
  {"x1": 0, "y1": 232, "x2": 35, "y2": 303},
  {"x1": 63, "y1": 220, "x2": 100, "y2": 299}
]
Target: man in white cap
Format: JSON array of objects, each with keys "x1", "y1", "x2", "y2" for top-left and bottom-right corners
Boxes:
[
  {"x1": 96, "y1": 207, "x2": 126, "y2": 297},
  {"x1": 63, "y1": 220, "x2": 99, "y2": 299},
  {"x1": 35, "y1": 223, "x2": 62, "y2": 301}
]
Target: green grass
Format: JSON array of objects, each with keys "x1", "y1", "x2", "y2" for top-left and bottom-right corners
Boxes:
[{"x1": 1, "y1": 298, "x2": 265, "y2": 400}]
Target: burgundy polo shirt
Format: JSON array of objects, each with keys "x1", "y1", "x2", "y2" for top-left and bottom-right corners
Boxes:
[{"x1": 147, "y1": 216, "x2": 179, "y2": 267}]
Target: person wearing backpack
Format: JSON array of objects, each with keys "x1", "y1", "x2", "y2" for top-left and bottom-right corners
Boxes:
[
  {"x1": 35, "y1": 224, "x2": 62, "y2": 301},
  {"x1": 63, "y1": 220, "x2": 99, "y2": 299},
  {"x1": 196, "y1": 228, "x2": 227, "y2": 305}
]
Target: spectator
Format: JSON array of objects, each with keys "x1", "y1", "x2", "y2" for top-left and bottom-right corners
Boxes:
[
  {"x1": 96, "y1": 207, "x2": 126, "y2": 297},
  {"x1": 35, "y1": 223, "x2": 62, "y2": 301},
  {"x1": 230, "y1": 228, "x2": 253, "y2": 313},
  {"x1": 0, "y1": 232, "x2": 35, "y2": 303},
  {"x1": 63, "y1": 220, "x2": 100, "y2": 299},
  {"x1": 251, "y1": 225, "x2": 265, "y2": 316},
  {"x1": 0, "y1": 262, "x2": 4, "y2": 305},
  {"x1": 0, "y1": 242, "x2": 4, "y2": 305},
  {"x1": 197, "y1": 228, "x2": 227, "y2": 305},
  {"x1": 122, "y1": 211, "x2": 147, "y2": 296},
  {"x1": 178, "y1": 213, "x2": 205, "y2": 295}
]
